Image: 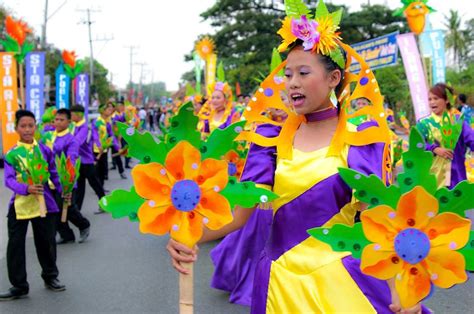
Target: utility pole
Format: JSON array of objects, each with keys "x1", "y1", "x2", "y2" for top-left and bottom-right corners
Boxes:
[
  {"x1": 135, "y1": 62, "x2": 146, "y2": 106},
  {"x1": 41, "y1": 0, "x2": 69, "y2": 49},
  {"x1": 124, "y1": 45, "x2": 138, "y2": 86},
  {"x1": 78, "y1": 8, "x2": 101, "y2": 86}
]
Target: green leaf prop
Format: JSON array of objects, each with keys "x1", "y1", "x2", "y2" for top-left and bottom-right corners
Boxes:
[
  {"x1": 270, "y1": 48, "x2": 284, "y2": 77},
  {"x1": 440, "y1": 112, "x2": 463, "y2": 150},
  {"x1": 285, "y1": 0, "x2": 311, "y2": 19},
  {"x1": 165, "y1": 102, "x2": 201, "y2": 149},
  {"x1": 435, "y1": 181, "x2": 474, "y2": 217},
  {"x1": 117, "y1": 122, "x2": 167, "y2": 164},
  {"x1": 201, "y1": 121, "x2": 246, "y2": 160},
  {"x1": 185, "y1": 83, "x2": 196, "y2": 97},
  {"x1": 6, "y1": 145, "x2": 50, "y2": 184},
  {"x1": 217, "y1": 61, "x2": 225, "y2": 83},
  {"x1": 220, "y1": 177, "x2": 278, "y2": 210},
  {"x1": 55, "y1": 153, "x2": 81, "y2": 195},
  {"x1": 315, "y1": 0, "x2": 330, "y2": 19},
  {"x1": 396, "y1": 128, "x2": 437, "y2": 194},
  {"x1": 100, "y1": 187, "x2": 143, "y2": 222},
  {"x1": 0, "y1": 35, "x2": 20, "y2": 53},
  {"x1": 329, "y1": 48, "x2": 345, "y2": 69},
  {"x1": 338, "y1": 168, "x2": 401, "y2": 209},
  {"x1": 331, "y1": 8, "x2": 343, "y2": 26},
  {"x1": 307, "y1": 223, "x2": 370, "y2": 259},
  {"x1": 458, "y1": 231, "x2": 474, "y2": 271}
]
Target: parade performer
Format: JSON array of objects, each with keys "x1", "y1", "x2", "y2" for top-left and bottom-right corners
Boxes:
[
  {"x1": 201, "y1": 64, "x2": 240, "y2": 135},
  {"x1": 70, "y1": 105, "x2": 106, "y2": 214},
  {"x1": 110, "y1": 102, "x2": 127, "y2": 177},
  {"x1": 50, "y1": 109, "x2": 91, "y2": 244},
  {"x1": 92, "y1": 102, "x2": 120, "y2": 190},
  {"x1": 167, "y1": 1, "x2": 428, "y2": 313},
  {"x1": 416, "y1": 83, "x2": 474, "y2": 189},
  {"x1": 0, "y1": 110, "x2": 66, "y2": 301}
]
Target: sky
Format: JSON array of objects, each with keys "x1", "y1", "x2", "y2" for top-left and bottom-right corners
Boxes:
[{"x1": 2, "y1": 0, "x2": 472, "y2": 92}]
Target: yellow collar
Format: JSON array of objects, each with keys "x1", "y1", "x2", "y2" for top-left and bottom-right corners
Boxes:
[
  {"x1": 75, "y1": 119, "x2": 86, "y2": 127},
  {"x1": 54, "y1": 128, "x2": 70, "y2": 137},
  {"x1": 17, "y1": 139, "x2": 38, "y2": 150}
]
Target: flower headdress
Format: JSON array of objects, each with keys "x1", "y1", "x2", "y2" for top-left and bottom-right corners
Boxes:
[
  {"x1": 237, "y1": 0, "x2": 391, "y2": 181},
  {"x1": 277, "y1": 0, "x2": 345, "y2": 68}
]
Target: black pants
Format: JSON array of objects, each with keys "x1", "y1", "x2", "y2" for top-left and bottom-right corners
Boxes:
[
  {"x1": 121, "y1": 137, "x2": 131, "y2": 167},
  {"x1": 94, "y1": 152, "x2": 108, "y2": 187},
  {"x1": 7, "y1": 208, "x2": 59, "y2": 290},
  {"x1": 111, "y1": 147, "x2": 124, "y2": 174},
  {"x1": 55, "y1": 191, "x2": 90, "y2": 241},
  {"x1": 76, "y1": 163, "x2": 105, "y2": 211}
]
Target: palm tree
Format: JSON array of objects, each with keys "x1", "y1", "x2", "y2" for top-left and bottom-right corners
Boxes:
[{"x1": 444, "y1": 10, "x2": 466, "y2": 71}]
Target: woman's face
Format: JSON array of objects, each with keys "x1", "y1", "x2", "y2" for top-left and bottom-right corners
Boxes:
[
  {"x1": 285, "y1": 46, "x2": 341, "y2": 115},
  {"x1": 428, "y1": 92, "x2": 448, "y2": 116},
  {"x1": 211, "y1": 90, "x2": 226, "y2": 111}
]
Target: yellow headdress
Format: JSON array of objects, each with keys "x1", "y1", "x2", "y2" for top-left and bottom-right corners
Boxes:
[{"x1": 237, "y1": 0, "x2": 392, "y2": 182}]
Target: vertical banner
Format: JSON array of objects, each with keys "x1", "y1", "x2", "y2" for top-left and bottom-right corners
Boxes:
[
  {"x1": 55, "y1": 63, "x2": 70, "y2": 109},
  {"x1": 75, "y1": 73, "x2": 90, "y2": 118},
  {"x1": 396, "y1": 33, "x2": 431, "y2": 120},
  {"x1": 193, "y1": 52, "x2": 203, "y2": 94},
  {"x1": 428, "y1": 30, "x2": 446, "y2": 84},
  {"x1": 206, "y1": 53, "x2": 217, "y2": 94},
  {"x1": 0, "y1": 53, "x2": 20, "y2": 154},
  {"x1": 25, "y1": 52, "x2": 45, "y2": 121}
]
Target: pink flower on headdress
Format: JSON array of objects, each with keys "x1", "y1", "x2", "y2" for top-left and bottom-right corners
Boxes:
[
  {"x1": 291, "y1": 15, "x2": 320, "y2": 51},
  {"x1": 215, "y1": 82, "x2": 225, "y2": 91}
]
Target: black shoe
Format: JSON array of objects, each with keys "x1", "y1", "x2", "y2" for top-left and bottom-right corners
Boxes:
[
  {"x1": 56, "y1": 237, "x2": 75, "y2": 245},
  {"x1": 44, "y1": 279, "x2": 66, "y2": 292},
  {"x1": 0, "y1": 287, "x2": 28, "y2": 301},
  {"x1": 78, "y1": 227, "x2": 90, "y2": 243},
  {"x1": 110, "y1": 166, "x2": 117, "y2": 170},
  {"x1": 125, "y1": 164, "x2": 132, "y2": 169},
  {"x1": 94, "y1": 208, "x2": 106, "y2": 215},
  {"x1": 120, "y1": 173, "x2": 127, "y2": 179}
]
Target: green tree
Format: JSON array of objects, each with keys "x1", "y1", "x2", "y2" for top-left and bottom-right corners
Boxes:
[{"x1": 444, "y1": 9, "x2": 466, "y2": 70}]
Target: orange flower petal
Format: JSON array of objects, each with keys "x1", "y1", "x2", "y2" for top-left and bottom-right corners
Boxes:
[
  {"x1": 277, "y1": 17, "x2": 297, "y2": 52},
  {"x1": 197, "y1": 158, "x2": 228, "y2": 192},
  {"x1": 138, "y1": 204, "x2": 177, "y2": 235},
  {"x1": 224, "y1": 150, "x2": 239, "y2": 163},
  {"x1": 132, "y1": 163, "x2": 172, "y2": 205},
  {"x1": 395, "y1": 186, "x2": 438, "y2": 230},
  {"x1": 424, "y1": 247, "x2": 468, "y2": 288},
  {"x1": 424, "y1": 212, "x2": 471, "y2": 248},
  {"x1": 196, "y1": 191, "x2": 233, "y2": 230},
  {"x1": 165, "y1": 141, "x2": 201, "y2": 181},
  {"x1": 170, "y1": 211, "x2": 203, "y2": 248},
  {"x1": 395, "y1": 264, "x2": 432, "y2": 308},
  {"x1": 360, "y1": 244, "x2": 403, "y2": 280},
  {"x1": 360, "y1": 205, "x2": 398, "y2": 247}
]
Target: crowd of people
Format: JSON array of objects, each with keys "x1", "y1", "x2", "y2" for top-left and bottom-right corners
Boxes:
[{"x1": 1, "y1": 0, "x2": 474, "y2": 312}]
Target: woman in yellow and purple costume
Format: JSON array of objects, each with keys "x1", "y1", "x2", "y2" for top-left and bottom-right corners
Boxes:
[{"x1": 167, "y1": 1, "x2": 428, "y2": 313}]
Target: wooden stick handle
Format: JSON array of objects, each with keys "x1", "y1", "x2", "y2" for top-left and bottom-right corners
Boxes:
[
  {"x1": 38, "y1": 194, "x2": 47, "y2": 218},
  {"x1": 179, "y1": 252, "x2": 194, "y2": 314},
  {"x1": 61, "y1": 200, "x2": 69, "y2": 223}
]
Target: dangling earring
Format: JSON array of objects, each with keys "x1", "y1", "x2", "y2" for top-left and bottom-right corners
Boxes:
[{"x1": 329, "y1": 89, "x2": 338, "y2": 108}]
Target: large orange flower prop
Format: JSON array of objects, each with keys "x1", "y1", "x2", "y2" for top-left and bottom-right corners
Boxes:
[
  {"x1": 132, "y1": 141, "x2": 233, "y2": 248},
  {"x1": 5, "y1": 16, "x2": 31, "y2": 46},
  {"x1": 360, "y1": 186, "x2": 470, "y2": 308},
  {"x1": 62, "y1": 50, "x2": 77, "y2": 68},
  {"x1": 195, "y1": 37, "x2": 215, "y2": 61}
]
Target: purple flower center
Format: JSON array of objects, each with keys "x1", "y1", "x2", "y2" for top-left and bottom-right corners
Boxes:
[
  {"x1": 171, "y1": 180, "x2": 201, "y2": 212},
  {"x1": 228, "y1": 162, "x2": 237, "y2": 176},
  {"x1": 394, "y1": 228, "x2": 431, "y2": 265}
]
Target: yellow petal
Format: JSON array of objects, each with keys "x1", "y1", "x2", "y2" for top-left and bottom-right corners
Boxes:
[
  {"x1": 424, "y1": 212, "x2": 471, "y2": 248},
  {"x1": 360, "y1": 244, "x2": 403, "y2": 280},
  {"x1": 360, "y1": 205, "x2": 398, "y2": 247},
  {"x1": 165, "y1": 141, "x2": 201, "y2": 181},
  {"x1": 196, "y1": 191, "x2": 233, "y2": 230},
  {"x1": 395, "y1": 186, "x2": 438, "y2": 230},
  {"x1": 424, "y1": 247, "x2": 468, "y2": 288},
  {"x1": 197, "y1": 158, "x2": 228, "y2": 192},
  {"x1": 138, "y1": 205, "x2": 178, "y2": 236},
  {"x1": 395, "y1": 264, "x2": 431, "y2": 309},
  {"x1": 132, "y1": 163, "x2": 173, "y2": 205},
  {"x1": 170, "y1": 211, "x2": 203, "y2": 249}
]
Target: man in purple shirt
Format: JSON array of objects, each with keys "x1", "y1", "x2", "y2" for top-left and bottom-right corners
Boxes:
[
  {"x1": 70, "y1": 105, "x2": 106, "y2": 215},
  {"x1": 51, "y1": 109, "x2": 91, "y2": 244},
  {"x1": 1, "y1": 110, "x2": 66, "y2": 301}
]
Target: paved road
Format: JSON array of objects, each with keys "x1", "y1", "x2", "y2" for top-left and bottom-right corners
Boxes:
[{"x1": 0, "y1": 166, "x2": 473, "y2": 313}]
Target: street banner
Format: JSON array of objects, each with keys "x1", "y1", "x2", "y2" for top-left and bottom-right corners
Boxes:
[
  {"x1": 75, "y1": 73, "x2": 90, "y2": 118},
  {"x1": 0, "y1": 52, "x2": 20, "y2": 154},
  {"x1": 55, "y1": 63, "x2": 70, "y2": 109},
  {"x1": 25, "y1": 52, "x2": 45, "y2": 121},
  {"x1": 193, "y1": 52, "x2": 203, "y2": 94},
  {"x1": 420, "y1": 30, "x2": 446, "y2": 85},
  {"x1": 396, "y1": 33, "x2": 431, "y2": 120},
  {"x1": 350, "y1": 31, "x2": 399, "y2": 73}
]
